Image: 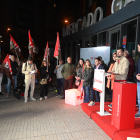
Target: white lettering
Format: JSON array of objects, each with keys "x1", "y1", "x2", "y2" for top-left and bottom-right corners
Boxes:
[
  {"x1": 93, "y1": 7, "x2": 103, "y2": 23},
  {"x1": 116, "y1": 1, "x2": 123, "y2": 10},
  {"x1": 124, "y1": 0, "x2": 135, "y2": 7},
  {"x1": 87, "y1": 13, "x2": 94, "y2": 27}
]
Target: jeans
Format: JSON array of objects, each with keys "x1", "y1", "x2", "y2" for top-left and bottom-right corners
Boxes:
[
  {"x1": 95, "y1": 91, "x2": 100, "y2": 102},
  {"x1": 6, "y1": 76, "x2": 17, "y2": 94},
  {"x1": 83, "y1": 86, "x2": 94, "y2": 103},
  {"x1": 63, "y1": 79, "x2": 73, "y2": 97},
  {"x1": 137, "y1": 82, "x2": 140, "y2": 114},
  {"x1": 57, "y1": 78, "x2": 64, "y2": 95}
]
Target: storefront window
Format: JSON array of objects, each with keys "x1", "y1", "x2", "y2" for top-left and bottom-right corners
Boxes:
[
  {"x1": 85, "y1": 38, "x2": 90, "y2": 47},
  {"x1": 122, "y1": 20, "x2": 137, "y2": 59},
  {"x1": 98, "y1": 31, "x2": 106, "y2": 46},
  {"x1": 91, "y1": 34, "x2": 97, "y2": 47}
]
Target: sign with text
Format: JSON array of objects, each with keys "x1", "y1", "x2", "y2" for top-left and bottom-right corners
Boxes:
[{"x1": 93, "y1": 69, "x2": 105, "y2": 93}]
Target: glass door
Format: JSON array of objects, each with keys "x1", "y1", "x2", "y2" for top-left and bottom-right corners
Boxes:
[{"x1": 109, "y1": 26, "x2": 121, "y2": 55}]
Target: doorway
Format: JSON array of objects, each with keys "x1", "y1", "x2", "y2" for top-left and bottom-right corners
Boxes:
[{"x1": 109, "y1": 25, "x2": 121, "y2": 55}]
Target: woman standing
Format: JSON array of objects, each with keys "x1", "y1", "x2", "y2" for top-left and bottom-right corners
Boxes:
[
  {"x1": 107, "y1": 52, "x2": 117, "y2": 108},
  {"x1": 40, "y1": 61, "x2": 51, "y2": 100},
  {"x1": 75, "y1": 58, "x2": 84, "y2": 86},
  {"x1": 82, "y1": 59, "x2": 94, "y2": 103}
]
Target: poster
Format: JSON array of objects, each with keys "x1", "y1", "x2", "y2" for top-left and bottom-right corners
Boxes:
[{"x1": 80, "y1": 46, "x2": 110, "y2": 67}]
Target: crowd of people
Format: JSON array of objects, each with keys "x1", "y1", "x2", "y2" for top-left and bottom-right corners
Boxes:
[{"x1": 0, "y1": 45, "x2": 140, "y2": 118}]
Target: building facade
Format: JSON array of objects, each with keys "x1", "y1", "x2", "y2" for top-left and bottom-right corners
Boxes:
[{"x1": 61, "y1": 0, "x2": 139, "y2": 66}]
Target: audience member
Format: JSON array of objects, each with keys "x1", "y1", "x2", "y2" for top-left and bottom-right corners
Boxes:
[
  {"x1": 54, "y1": 60, "x2": 64, "y2": 96},
  {"x1": 22, "y1": 57, "x2": 38, "y2": 103},
  {"x1": 124, "y1": 49, "x2": 135, "y2": 82},
  {"x1": 61, "y1": 57, "x2": 75, "y2": 99},
  {"x1": 81, "y1": 59, "x2": 94, "y2": 104}
]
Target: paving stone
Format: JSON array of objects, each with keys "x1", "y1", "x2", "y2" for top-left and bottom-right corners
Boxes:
[{"x1": 0, "y1": 89, "x2": 111, "y2": 140}]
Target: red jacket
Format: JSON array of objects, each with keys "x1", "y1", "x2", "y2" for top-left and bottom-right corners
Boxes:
[{"x1": 126, "y1": 55, "x2": 135, "y2": 78}]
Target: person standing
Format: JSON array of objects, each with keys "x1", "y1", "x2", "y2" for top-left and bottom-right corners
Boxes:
[
  {"x1": 111, "y1": 47, "x2": 129, "y2": 82},
  {"x1": 61, "y1": 57, "x2": 75, "y2": 99},
  {"x1": 134, "y1": 44, "x2": 140, "y2": 118},
  {"x1": 6, "y1": 55, "x2": 19, "y2": 97},
  {"x1": 40, "y1": 61, "x2": 51, "y2": 100},
  {"x1": 54, "y1": 60, "x2": 64, "y2": 96},
  {"x1": 91, "y1": 57, "x2": 104, "y2": 103},
  {"x1": 81, "y1": 59, "x2": 94, "y2": 104},
  {"x1": 106, "y1": 53, "x2": 117, "y2": 108},
  {"x1": 22, "y1": 57, "x2": 38, "y2": 103},
  {"x1": 124, "y1": 49, "x2": 135, "y2": 82},
  {"x1": 75, "y1": 58, "x2": 84, "y2": 85}
]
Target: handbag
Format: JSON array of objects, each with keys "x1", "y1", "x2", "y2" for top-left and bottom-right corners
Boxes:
[{"x1": 40, "y1": 78, "x2": 47, "y2": 85}]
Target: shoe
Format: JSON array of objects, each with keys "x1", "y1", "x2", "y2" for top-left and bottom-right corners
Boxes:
[
  {"x1": 56, "y1": 94, "x2": 60, "y2": 97},
  {"x1": 109, "y1": 109, "x2": 112, "y2": 111},
  {"x1": 135, "y1": 113, "x2": 140, "y2": 118},
  {"x1": 88, "y1": 101, "x2": 95, "y2": 106},
  {"x1": 0, "y1": 92, "x2": 3, "y2": 95},
  {"x1": 61, "y1": 96, "x2": 65, "y2": 99},
  {"x1": 30, "y1": 98, "x2": 36, "y2": 101},
  {"x1": 45, "y1": 96, "x2": 47, "y2": 99},
  {"x1": 6, "y1": 93, "x2": 8, "y2": 97},
  {"x1": 108, "y1": 103, "x2": 112, "y2": 108},
  {"x1": 24, "y1": 100, "x2": 27, "y2": 103},
  {"x1": 40, "y1": 98, "x2": 43, "y2": 101}
]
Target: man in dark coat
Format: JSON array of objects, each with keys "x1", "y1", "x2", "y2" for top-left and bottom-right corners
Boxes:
[{"x1": 124, "y1": 50, "x2": 135, "y2": 82}]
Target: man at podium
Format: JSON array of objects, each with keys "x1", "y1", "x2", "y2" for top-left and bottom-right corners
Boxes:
[{"x1": 111, "y1": 47, "x2": 129, "y2": 82}]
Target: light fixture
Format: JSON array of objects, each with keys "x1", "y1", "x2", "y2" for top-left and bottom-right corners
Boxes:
[
  {"x1": 65, "y1": 20, "x2": 69, "y2": 23},
  {"x1": 54, "y1": 4, "x2": 56, "y2": 7},
  {"x1": 1, "y1": 41, "x2": 3, "y2": 42},
  {"x1": 7, "y1": 28, "x2": 10, "y2": 31}
]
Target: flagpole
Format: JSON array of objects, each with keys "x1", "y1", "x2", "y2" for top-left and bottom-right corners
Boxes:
[
  {"x1": 57, "y1": 58, "x2": 58, "y2": 66},
  {"x1": 15, "y1": 48, "x2": 19, "y2": 61},
  {"x1": 47, "y1": 52, "x2": 48, "y2": 71}
]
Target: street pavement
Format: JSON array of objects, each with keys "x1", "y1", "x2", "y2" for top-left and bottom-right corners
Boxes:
[{"x1": 0, "y1": 88, "x2": 111, "y2": 140}]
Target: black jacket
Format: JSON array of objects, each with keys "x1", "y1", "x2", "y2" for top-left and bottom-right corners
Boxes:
[
  {"x1": 82, "y1": 67, "x2": 94, "y2": 87},
  {"x1": 94, "y1": 64, "x2": 105, "y2": 70},
  {"x1": 40, "y1": 66, "x2": 50, "y2": 79},
  {"x1": 11, "y1": 60, "x2": 18, "y2": 76}
]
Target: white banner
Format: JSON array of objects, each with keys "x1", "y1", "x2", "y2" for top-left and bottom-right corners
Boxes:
[
  {"x1": 80, "y1": 46, "x2": 110, "y2": 67},
  {"x1": 93, "y1": 69, "x2": 105, "y2": 93}
]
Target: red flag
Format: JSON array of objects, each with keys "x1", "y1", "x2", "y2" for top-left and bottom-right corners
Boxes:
[
  {"x1": 28, "y1": 30, "x2": 39, "y2": 58},
  {"x1": 0, "y1": 55, "x2": 15, "y2": 86},
  {"x1": 43, "y1": 41, "x2": 49, "y2": 61},
  {"x1": 54, "y1": 32, "x2": 61, "y2": 60},
  {"x1": 10, "y1": 34, "x2": 22, "y2": 58}
]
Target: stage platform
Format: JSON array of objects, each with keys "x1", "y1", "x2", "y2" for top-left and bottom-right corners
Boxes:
[{"x1": 81, "y1": 102, "x2": 140, "y2": 140}]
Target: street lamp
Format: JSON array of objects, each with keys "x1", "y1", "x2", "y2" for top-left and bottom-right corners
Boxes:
[
  {"x1": 7, "y1": 28, "x2": 10, "y2": 31},
  {"x1": 64, "y1": 20, "x2": 69, "y2": 23}
]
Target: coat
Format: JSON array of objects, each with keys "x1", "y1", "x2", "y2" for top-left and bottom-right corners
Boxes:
[
  {"x1": 112, "y1": 56, "x2": 129, "y2": 80},
  {"x1": 106, "y1": 63, "x2": 115, "y2": 90},
  {"x1": 134, "y1": 58, "x2": 140, "y2": 82},
  {"x1": 61, "y1": 63, "x2": 75, "y2": 80},
  {"x1": 82, "y1": 66, "x2": 94, "y2": 87},
  {"x1": 22, "y1": 62, "x2": 38, "y2": 80},
  {"x1": 126, "y1": 55, "x2": 135, "y2": 78}
]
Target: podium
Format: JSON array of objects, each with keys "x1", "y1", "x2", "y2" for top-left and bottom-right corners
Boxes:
[
  {"x1": 111, "y1": 82, "x2": 137, "y2": 130},
  {"x1": 93, "y1": 69, "x2": 111, "y2": 116}
]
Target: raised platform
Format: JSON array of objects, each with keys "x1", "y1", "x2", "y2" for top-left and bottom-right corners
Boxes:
[{"x1": 81, "y1": 102, "x2": 140, "y2": 140}]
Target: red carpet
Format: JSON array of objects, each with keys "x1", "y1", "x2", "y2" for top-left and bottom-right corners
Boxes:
[{"x1": 81, "y1": 102, "x2": 140, "y2": 140}]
